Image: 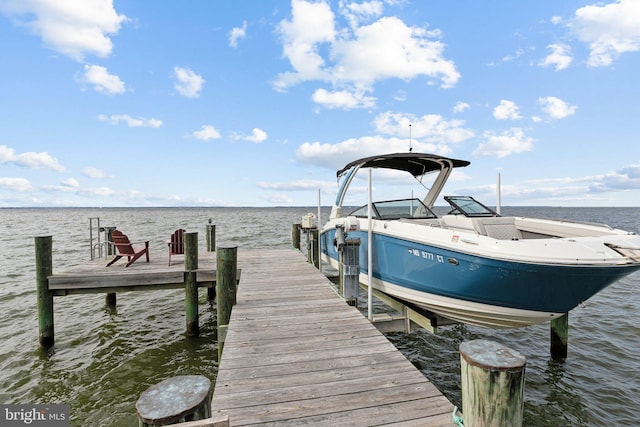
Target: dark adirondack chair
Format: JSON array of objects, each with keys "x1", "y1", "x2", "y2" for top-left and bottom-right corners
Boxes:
[
  {"x1": 106, "y1": 230, "x2": 150, "y2": 267},
  {"x1": 168, "y1": 229, "x2": 186, "y2": 266}
]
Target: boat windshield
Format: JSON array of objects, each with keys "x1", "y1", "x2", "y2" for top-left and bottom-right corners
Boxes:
[
  {"x1": 444, "y1": 196, "x2": 499, "y2": 217},
  {"x1": 349, "y1": 198, "x2": 437, "y2": 220}
]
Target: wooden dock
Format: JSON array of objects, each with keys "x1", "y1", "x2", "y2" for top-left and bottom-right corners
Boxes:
[
  {"x1": 47, "y1": 256, "x2": 217, "y2": 295},
  {"x1": 211, "y1": 248, "x2": 455, "y2": 426}
]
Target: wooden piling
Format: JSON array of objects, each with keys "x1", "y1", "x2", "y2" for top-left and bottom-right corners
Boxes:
[
  {"x1": 291, "y1": 223, "x2": 301, "y2": 250},
  {"x1": 550, "y1": 313, "x2": 569, "y2": 360},
  {"x1": 460, "y1": 339, "x2": 526, "y2": 427},
  {"x1": 105, "y1": 292, "x2": 116, "y2": 307},
  {"x1": 206, "y1": 223, "x2": 216, "y2": 301},
  {"x1": 185, "y1": 232, "x2": 199, "y2": 337},
  {"x1": 36, "y1": 236, "x2": 54, "y2": 348},
  {"x1": 206, "y1": 224, "x2": 216, "y2": 252},
  {"x1": 308, "y1": 229, "x2": 319, "y2": 268},
  {"x1": 216, "y1": 247, "x2": 237, "y2": 360}
]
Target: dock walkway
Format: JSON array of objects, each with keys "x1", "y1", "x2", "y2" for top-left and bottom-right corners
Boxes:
[{"x1": 212, "y1": 248, "x2": 454, "y2": 426}]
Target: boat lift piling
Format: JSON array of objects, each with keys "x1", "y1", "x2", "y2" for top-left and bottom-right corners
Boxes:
[
  {"x1": 550, "y1": 313, "x2": 569, "y2": 359},
  {"x1": 336, "y1": 229, "x2": 359, "y2": 306}
]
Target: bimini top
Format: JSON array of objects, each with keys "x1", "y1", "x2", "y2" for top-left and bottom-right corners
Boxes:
[{"x1": 336, "y1": 152, "x2": 470, "y2": 178}]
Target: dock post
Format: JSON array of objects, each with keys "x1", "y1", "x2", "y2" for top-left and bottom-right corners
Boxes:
[
  {"x1": 36, "y1": 236, "x2": 54, "y2": 348},
  {"x1": 206, "y1": 222, "x2": 216, "y2": 301},
  {"x1": 308, "y1": 229, "x2": 319, "y2": 268},
  {"x1": 460, "y1": 339, "x2": 526, "y2": 427},
  {"x1": 550, "y1": 313, "x2": 569, "y2": 359},
  {"x1": 291, "y1": 223, "x2": 301, "y2": 250},
  {"x1": 105, "y1": 293, "x2": 116, "y2": 307},
  {"x1": 206, "y1": 222, "x2": 216, "y2": 252},
  {"x1": 216, "y1": 247, "x2": 237, "y2": 360},
  {"x1": 185, "y1": 232, "x2": 199, "y2": 337},
  {"x1": 341, "y1": 239, "x2": 360, "y2": 306}
]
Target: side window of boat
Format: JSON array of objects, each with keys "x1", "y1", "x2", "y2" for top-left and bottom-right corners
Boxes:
[{"x1": 349, "y1": 205, "x2": 375, "y2": 218}]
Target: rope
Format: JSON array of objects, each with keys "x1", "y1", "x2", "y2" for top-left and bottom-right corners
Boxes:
[{"x1": 452, "y1": 406, "x2": 464, "y2": 427}]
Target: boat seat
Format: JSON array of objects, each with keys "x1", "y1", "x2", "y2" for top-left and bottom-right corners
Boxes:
[{"x1": 472, "y1": 217, "x2": 523, "y2": 240}]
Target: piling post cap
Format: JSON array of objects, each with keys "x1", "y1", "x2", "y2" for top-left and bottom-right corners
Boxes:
[
  {"x1": 136, "y1": 375, "x2": 212, "y2": 424},
  {"x1": 460, "y1": 339, "x2": 526, "y2": 371}
]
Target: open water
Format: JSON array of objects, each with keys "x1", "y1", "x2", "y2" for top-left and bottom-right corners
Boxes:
[{"x1": 0, "y1": 206, "x2": 639, "y2": 426}]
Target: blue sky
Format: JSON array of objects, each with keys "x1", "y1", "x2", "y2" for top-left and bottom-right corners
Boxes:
[{"x1": 1, "y1": 0, "x2": 639, "y2": 207}]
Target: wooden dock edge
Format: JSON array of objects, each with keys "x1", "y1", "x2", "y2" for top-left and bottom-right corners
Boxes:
[{"x1": 169, "y1": 414, "x2": 229, "y2": 427}]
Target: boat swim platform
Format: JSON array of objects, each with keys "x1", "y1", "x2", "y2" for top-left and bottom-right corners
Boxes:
[{"x1": 211, "y1": 248, "x2": 455, "y2": 426}]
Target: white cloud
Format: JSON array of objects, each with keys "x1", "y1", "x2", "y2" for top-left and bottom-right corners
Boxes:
[
  {"x1": 537, "y1": 96, "x2": 577, "y2": 119},
  {"x1": 42, "y1": 181, "x2": 117, "y2": 197},
  {"x1": 311, "y1": 88, "x2": 376, "y2": 109},
  {"x1": 569, "y1": 0, "x2": 640, "y2": 67},
  {"x1": 274, "y1": 1, "x2": 459, "y2": 109},
  {"x1": 82, "y1": 167, "x2": 106, "y2": 178},
  {"x1": 98, "y1": 114, "x2": 162, "y2": 128},
  {"x1": 173, "y1": 66, "x2": 205, "y2": 98},
  {"x1": 495, "y1": 48, "x2": 524, "y2": 65},
  {"x1": 493, "y1": 100, "x2": 522, "y2": 120},
  {"x1": 339, "y1": 0, "x2": 384, "y2": 28},
  {"x1": 331, "y1": 17, "x2": 458, "y2": 87},
  {"x1": 296, "y1": 135, "x2": 447, "y2": 171},
  {"x1": 274, "y1": 0, "x2": 336, "y2": 89},
  {"x1": 473, "y1": 128, "x2": 534, "y2": 158},
  {"x1": 60, "y1": 177, "x2": 79, "y2": 188},
  {"x1": 244, "y1": 128, "x2": 268, "y2": 143},
  {"x1": 373, "y1": 111, "x2": 474, "y2": 145},
  {"x1": 586, "y1": 163, "x2": 640, "y2": 192},
  {"x1": 0, "y1": 0, "x2": 128, "y2": 61},
  {"x1": 0, "y1": 144, "x2": 65, "y2": 172},
  {"x1": 79, "y1": 64, "x2": 126, "y2": 94},
  {"x1": 192, "y1": 125, "x2": 221, "y2": 141},
  {"x1": 0, "y1": 177, "x2": 33, "y2": 192},
  {"x1": 539, "y1": 43, "x2": 573, "y2": 71},
  {"x1": 452, "y1": 102, "x2": 470, "y2": 113},
  {"x1": 229, "y1": 20, "x2": 247, "y2": 48}
]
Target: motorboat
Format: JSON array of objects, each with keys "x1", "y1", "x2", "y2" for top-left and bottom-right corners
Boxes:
[{"x1": 320, "y1": 152, "x2": 640, "y2": 328}]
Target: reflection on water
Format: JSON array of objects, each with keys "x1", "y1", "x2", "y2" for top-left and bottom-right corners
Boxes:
[{"x1": 1, "y1": 207, "x2": 639, "y2": 426}]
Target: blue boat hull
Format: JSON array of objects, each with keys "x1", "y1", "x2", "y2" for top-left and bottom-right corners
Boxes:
[{"x1": 321, "y1": 228, "x2": 639, "y2": 325}]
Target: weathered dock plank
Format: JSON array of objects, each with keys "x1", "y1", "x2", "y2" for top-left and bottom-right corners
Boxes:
[{"x1": 211, "y1": 248, "x2": 454, "y2": 426}]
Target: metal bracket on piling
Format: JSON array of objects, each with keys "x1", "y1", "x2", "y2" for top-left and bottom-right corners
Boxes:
[{"x1": 337, "y1": 229, "x2": 359, "y2": 306}]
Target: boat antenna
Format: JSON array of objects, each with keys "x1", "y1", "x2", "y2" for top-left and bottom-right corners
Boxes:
[{"x1": 409, "y1": 123, "x2": 412, "y2": 152}]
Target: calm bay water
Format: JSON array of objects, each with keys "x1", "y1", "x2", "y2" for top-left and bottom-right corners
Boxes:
[{"x1": 0, "y1": 206, "x2": 638, "y2": 426}]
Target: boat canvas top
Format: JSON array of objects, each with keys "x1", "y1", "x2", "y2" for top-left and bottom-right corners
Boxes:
[{"x1": 333, "y1": 152, "x2": 470, "y2": 216}]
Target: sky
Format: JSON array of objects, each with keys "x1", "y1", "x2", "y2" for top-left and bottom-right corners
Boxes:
[{"x1": 1, "y1": 0, "x2": 640, "y2": 208}]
